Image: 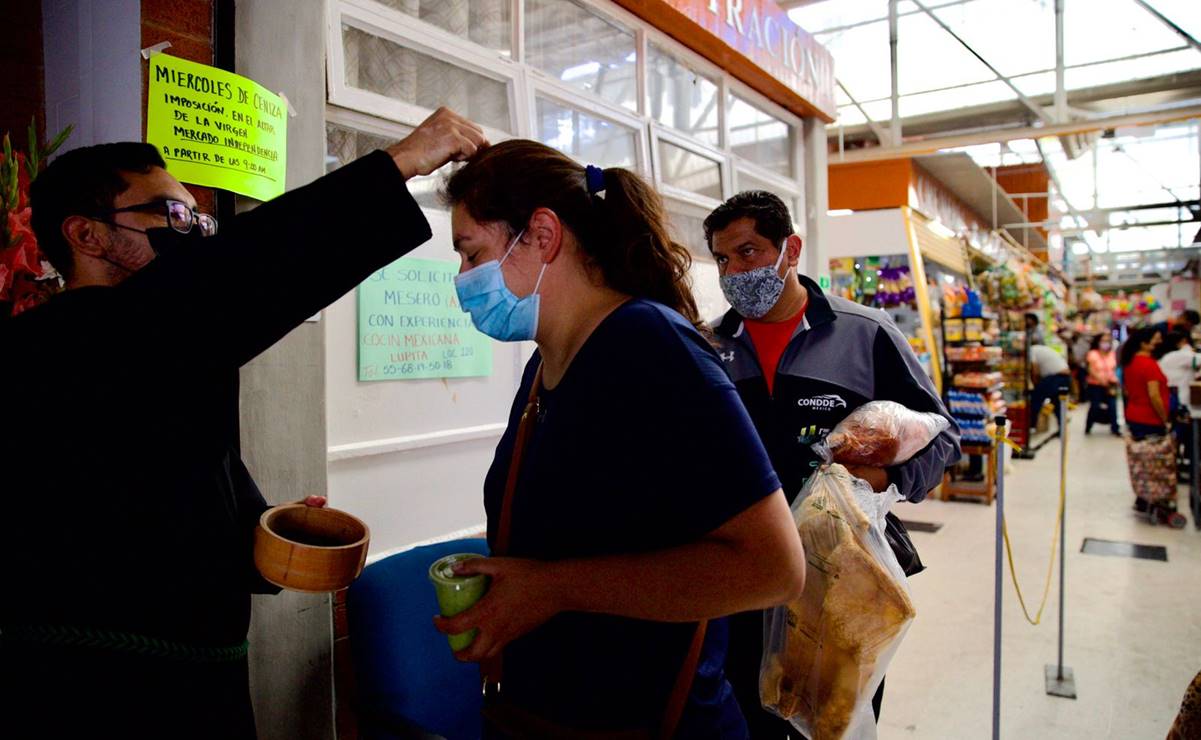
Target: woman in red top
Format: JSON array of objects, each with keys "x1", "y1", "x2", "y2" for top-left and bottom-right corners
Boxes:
[{"x1": 1120, "y1": 327, "x2": 1170, "y2": 440}]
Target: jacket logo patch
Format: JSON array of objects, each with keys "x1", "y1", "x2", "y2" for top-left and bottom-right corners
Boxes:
[
  {"x1": 796, "y1": 394, "x2": 847, "y2": 410},
  {"x1": 719, "y1": 350, "x2": 735, "y2": 363}
]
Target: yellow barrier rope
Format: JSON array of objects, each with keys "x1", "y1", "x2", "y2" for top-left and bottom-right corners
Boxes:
[{"x1": 991, "y1": 422, "x2": 1066, "y2": 626}]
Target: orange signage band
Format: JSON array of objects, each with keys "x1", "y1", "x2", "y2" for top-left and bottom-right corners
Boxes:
[{"x1": 613, "y1": 0, "x2": 836, "y2": 122}]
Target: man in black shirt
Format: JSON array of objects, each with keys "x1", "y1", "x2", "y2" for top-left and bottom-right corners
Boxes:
[{"x1": 0, "y1": 107, "x2": 485, "y2": 739}]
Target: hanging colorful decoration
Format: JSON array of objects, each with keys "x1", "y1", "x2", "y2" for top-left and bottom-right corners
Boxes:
[{"x1": 874, "y1": 265, "x2": 915, "y2": 308}]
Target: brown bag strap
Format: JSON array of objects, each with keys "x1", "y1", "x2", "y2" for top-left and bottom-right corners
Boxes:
[
  {"x1": 658, "y1": 619, "x2": 707, "y2": 739},
  {"x1": 495, "y1": 363, "x2": 543, "y2": 557},
  {"x1": 481, "y1": 363, "x2": 544, "y2": 694},
  {"x1": 483, "y1": 362, "x2": 706, "y2": 739}
]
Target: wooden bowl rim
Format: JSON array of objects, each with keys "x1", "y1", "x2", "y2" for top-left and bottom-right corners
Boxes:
[{"x1": 259, "y1": 504, "x2": 371, "y2": 551}]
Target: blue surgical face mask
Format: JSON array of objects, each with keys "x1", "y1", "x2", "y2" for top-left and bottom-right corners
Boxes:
[
  {"x1": 453, "y1": 229, "x2": 547, "y2": 342},
  {"x1": 719, "y1": 244, "x2": 789, "y2": 319}
]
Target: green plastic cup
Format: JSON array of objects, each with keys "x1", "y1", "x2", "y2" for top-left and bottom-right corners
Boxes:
[{"x1": 428, "y1": 553, "x2": 490, "y2": 652}]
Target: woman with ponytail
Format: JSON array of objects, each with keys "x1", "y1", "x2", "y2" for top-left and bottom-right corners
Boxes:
[{"x1": 434, "y1": 139, "x2": 805, "y2": 738}]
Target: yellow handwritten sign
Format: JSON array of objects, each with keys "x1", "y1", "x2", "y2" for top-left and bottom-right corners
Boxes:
[{"x1": 146, "y1": 54, "x2": 287, "y2": 201}]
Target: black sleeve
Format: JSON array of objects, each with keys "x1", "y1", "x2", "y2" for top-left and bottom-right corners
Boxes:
[
  {"x1": 872, "y1": 322, "x2": 962, "y2": 502},
  {"x1": 118, "y1": 150, "x2": 431, "y2": 370}
]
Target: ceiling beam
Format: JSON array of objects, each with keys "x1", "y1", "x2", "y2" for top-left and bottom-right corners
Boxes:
[
  {"x1": 911, "y1": 0, "x2": 1055, "y2": 125},
  {"x1": 831, "y1": 104, "x2": 1201, "y2": 162},
  {"x1": 1132, "y1": 0, "x2": 1201, "y2": 54},
  {"x1": 837, "y1": 80, "x2": 889, "y2": 144}
]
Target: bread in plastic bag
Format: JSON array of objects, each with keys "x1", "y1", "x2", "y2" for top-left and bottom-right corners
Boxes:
[
  {"x1": 760, "y1": 464, "x2": 916, "y2": 740},
  {"x1": 818, "y1": 400, "x2": 950, "y2": 467}
]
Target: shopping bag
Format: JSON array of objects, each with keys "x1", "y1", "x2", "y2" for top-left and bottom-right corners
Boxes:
[
  {"x1": 1125, "y1": 433, "x2": 1176, "y2": 505},
  {"x1": 815, "y1": 400, "x2": 950, "y2": 467},
  {"x1": 760, "y1": 464, "x2": 916, "y2": 740}
]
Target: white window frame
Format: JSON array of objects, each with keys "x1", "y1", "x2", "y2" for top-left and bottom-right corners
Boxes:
[
  {"x1": 326, "y1": 0, "x2": 522, "y2": 143},
  {"x1": 524, "y1": 0, "x2": 643, "y2": 117},
  {"x1": 526, "y1": 70, "x2": 650, "y2": 174},
  {"x1": 323, "y1": 0, "x2": 811, "y2": 222},
  {"x1": 642, "y1": 34, "x2": 724, "y2": 150},
  {"x1": 651, "y1": 124, "x2": 729, "y2": 209},
  {"x1": 724, "y1": 79, "x2": 805, "y2": 183}
]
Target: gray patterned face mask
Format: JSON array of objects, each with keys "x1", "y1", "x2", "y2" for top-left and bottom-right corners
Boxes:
[{"x1": 719, "y1": 245, "x2": 788, "y2": 319}]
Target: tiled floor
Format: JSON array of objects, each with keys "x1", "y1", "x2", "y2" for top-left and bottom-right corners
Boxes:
[{"x1": 881, "y1": 418, "x2": 1201, "y2": 739}]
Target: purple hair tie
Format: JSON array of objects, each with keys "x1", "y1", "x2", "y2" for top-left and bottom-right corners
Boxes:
[{"x1": 585, "y1": 164, "x2": 606, "y2": 200}]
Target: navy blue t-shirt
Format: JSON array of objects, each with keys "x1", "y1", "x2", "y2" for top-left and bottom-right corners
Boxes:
[{"x1": 483, "y1": 299, "x2": 780, "y2": 736}]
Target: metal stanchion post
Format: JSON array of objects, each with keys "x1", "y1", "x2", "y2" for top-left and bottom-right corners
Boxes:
[
  {"x1": 992, "y1": 415, "x2": 1006, "y2": 740},
  {"x1": 1046, "y1": 393, "x2": 1077, "y2": 699}
]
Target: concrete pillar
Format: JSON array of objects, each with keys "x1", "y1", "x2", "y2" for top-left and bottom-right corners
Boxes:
[
  {"x1": 802, "y1": 116, "x2": 829, "y2": 284},
  {"x1": 235, "y1": 1, "x2": 332, "y2": 738}
]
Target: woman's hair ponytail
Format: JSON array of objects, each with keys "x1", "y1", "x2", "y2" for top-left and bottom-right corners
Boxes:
[{"x1": 588, "y1": 167, "x2": 701, "y2": 330}]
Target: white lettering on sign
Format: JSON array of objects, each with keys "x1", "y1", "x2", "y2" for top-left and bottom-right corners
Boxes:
[
  {"x1": 652, "y1": 0, "x2": 836, "y2": 119},
  {"x1": 746, "y1": 6, "x2": 765, "y2": 50},
  {"x1": 726, "y1": 0, "x2": 745, "y2": 34},
  {"x1": 763, "y1": 14, "x2": 780, "y2": 58}
]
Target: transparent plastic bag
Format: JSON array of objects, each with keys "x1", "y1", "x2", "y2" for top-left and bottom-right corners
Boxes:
[
  {"x1": 760, "y1": 464, "x2": 916, "y2": 740},
  {"x1": 815, "y1": 400, "x2": 950, "y2": 467}
]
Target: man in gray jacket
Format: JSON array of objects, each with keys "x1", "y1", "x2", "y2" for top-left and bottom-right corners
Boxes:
[{"x1": 704, "y1": 190, "x2": 960, "y2": 738}]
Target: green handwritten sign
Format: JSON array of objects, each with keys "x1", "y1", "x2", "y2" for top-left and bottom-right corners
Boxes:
[
  {"x1": 358, "y1": 257, "x2": 493, "y2": 381},
  {"x1": 146, "y1": 54, "x2": 287, "y2": 201}
]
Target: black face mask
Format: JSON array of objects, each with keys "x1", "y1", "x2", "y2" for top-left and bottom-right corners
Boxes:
[{"x1": 146, "y1": 226, "x2": 208, "y2": 259}]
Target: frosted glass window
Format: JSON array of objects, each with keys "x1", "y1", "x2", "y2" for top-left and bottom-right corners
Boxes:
[
  {"x1": 371, "y1": 0, "x2": 511, "y2": 55},
  {"x1": 525, "y1": 0, "x2": 638, "y2": 111},
  {"x1": 647, "y1": 43, "x2": 719, "y2": 147},
  {"x1": 658, "y1": 140, "x2": 722, "y2": 201},
  {"x1": 727, "y1": 95, "x2": 794, "y2": 178},
  {"x1": 342, "y1": 25, "x2": 512, "y2": 133},
  {"x1": 536, "y1": 98, "x2": 637, "y2": 169},
  {"x1": 326, "y1": 121, "x2": 445, "y2": 210}
]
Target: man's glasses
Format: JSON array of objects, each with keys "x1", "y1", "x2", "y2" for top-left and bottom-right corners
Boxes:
[{"x1": 96, "y1": 199, "x2": 218, "y2": 237}]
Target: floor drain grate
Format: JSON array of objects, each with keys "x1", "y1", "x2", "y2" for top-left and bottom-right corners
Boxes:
[
  {"x1": 1081, "y1": 537, "x2": 1167, "y2": 561},
  {"x1": 899, "y1": 520, "x2": 943, "y2": 533}
]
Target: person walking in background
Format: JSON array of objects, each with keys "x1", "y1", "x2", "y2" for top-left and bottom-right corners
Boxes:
[
  {"x1": 1084, "y1": 333, "x2": 1121, "y2": 435},
  {"x1": 1029, "y1": 338, "x2": 1073, "y2": 434}
]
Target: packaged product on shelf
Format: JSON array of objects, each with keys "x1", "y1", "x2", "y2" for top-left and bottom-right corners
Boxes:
[
  {"x1": 945, "y1": 346, "x2": 1003, "y2": 362},
  {"x1": 964, "y1": 318, "x2": 984, "y2": 342},
  {"x1": 951, "y1": 371, "x2": 1004, "y2": 389},
  {"x1": 944, "y1": 318, "x2": 964, "y2": 342}
]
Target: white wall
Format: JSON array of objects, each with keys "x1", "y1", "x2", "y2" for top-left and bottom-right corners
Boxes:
[
  {"x1": 325, "y1": 209, "x2": 531, "y2": 557},
  {"x1": 691, "y1": 259, "x2": 729, "y2": 323},
  {"x1": 824, "y1": 208, "x2": 909, "y2": 259}
]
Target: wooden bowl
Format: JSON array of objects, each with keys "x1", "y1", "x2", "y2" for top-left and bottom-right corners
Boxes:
[{"x1": 253, "y1": 504, "x2": 370, "y2": 593}]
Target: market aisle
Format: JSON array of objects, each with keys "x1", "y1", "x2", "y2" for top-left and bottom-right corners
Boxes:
[{"x1": 881, "y1": 414, "x2": 1201, "y2": 739}]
